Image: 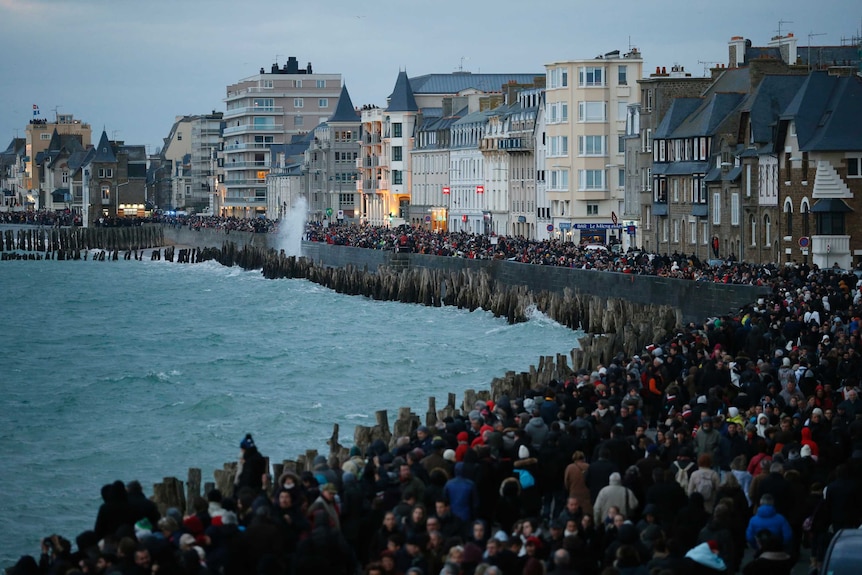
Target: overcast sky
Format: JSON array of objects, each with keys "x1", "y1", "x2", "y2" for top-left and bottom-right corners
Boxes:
[{"x1": 0, "y1": 0, "x2": 858, "y2": 154}]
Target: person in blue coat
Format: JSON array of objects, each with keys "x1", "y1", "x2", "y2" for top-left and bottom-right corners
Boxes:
[
  {"x1": 745, "y1": 494, "x2": 793, "y2": 551},
  {"x1": 443, "y1": 462, "x2": 479, "y2": 523}
]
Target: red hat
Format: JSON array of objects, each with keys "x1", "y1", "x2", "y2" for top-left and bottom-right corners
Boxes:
[
  {"x1": 183, "y1": 515, "x2": 204, "y2": 535},
  {"x1": 526, "y1": 536, "x2": 542, "y2": 548},
  {"x1": 457, "y1": 431, "x2": 469, "y2": 443}
]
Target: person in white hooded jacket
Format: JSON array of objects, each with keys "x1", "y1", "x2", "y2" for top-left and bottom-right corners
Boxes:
[{"x1": 593, "y1": 472, "x2": 638, "y2": 523}]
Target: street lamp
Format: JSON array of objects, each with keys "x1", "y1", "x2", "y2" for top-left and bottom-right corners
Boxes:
[{"x1": 115, "y1": 180, "x2": 130, "y2": 218}]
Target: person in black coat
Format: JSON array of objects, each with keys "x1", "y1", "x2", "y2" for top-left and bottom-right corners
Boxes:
[
  {"x1": 125, "y1": 480, "x2": 160, "y2": 529},
  {"x1": 235, "y1": 434, "x2": 267, "y2": 497},
  {"x1": 585, "y1": 447, "x2": 619, "y2": 504}
]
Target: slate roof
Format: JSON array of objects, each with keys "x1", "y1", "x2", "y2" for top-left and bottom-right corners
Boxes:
[
  {"x1": 387, "y1": 71, "x2": 419, "y2": 112},
  {"x1": 670, "y1": 92, "x2": 746, "y2": 138},
  {"x1": 408, "y1": 73, "x2": 542, "y2": 95},
  {"x1": 799, "y1": 46, "x2": 861, "y2": 70},
  {"x1": 329, "y1": 85, "x2": 359, "y2": 123},
  {"x1": 91, "y1": 131, "x2": 117, "y2": 163},
  {"x1": 702, "y1": 67, "x2": 751, "y2": 98},
  {"x1": 783, "y1": 71, "x2": 862, "y2": 151},
  {"x1": 741, "y1": 75, "x2": 807, "y2": 144},
  {"x1": 653, "y1": 161, "x2": 710, "y2": 176},
  {"x1": 654, "y1": 98, "x2": 703, "y2": 138}
]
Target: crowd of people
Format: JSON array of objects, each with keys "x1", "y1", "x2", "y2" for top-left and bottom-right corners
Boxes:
[
  {"x1": 305, "y1": 222, "x2": 804, "y2": 285},
  {"x1": 12, "y1": 264, "x2": 862, "y2": 575}
]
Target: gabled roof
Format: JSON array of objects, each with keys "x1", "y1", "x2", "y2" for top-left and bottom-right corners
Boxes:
[
  {"x1": 328, "y1": 85, "x2": 359, "y2": 123},
  {"x1": 783, "y1": 72, "x2": 862, "y2": 152},
  {"x1": 387, "y1": 71, "x2": 419, "y2": 112},
  {"x1": 408, "y1": 73, "x2": 542, "y2": 94},
  {"x1": 702, "y1": 67, "x2": 751, "y2": 98},
  {"x1": 654, "y1": 98, "x2": 702, "y2": 138},
  {"x1": 741, "y1": 75, "x2": 807, "y2": 144},
  {"x1": 2, "y1": 137, "x2": 25, "y2": 155},
  {"x1": 91, "y1": 131, "x2": 117, "y2": 163},
  {"x1": 670, "y1": 92, "x2": 745, "y2": 138}
]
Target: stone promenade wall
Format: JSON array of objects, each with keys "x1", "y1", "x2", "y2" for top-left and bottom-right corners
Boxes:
[{"x1": 162, "y1": 226, "x2": 768, "y2": 325}]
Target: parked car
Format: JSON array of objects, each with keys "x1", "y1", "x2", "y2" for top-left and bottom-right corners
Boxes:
[{"x1": 820, "y1": 527, "x2": 862, "y2": 574}]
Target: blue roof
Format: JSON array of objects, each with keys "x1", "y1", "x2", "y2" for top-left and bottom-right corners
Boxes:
[
  {"x1": 329, "y1": 85, "x2": 359, "y2": 123},
  {"x1": 783, "y1": 72, "x2": 862, "y2": 151},
  {"x1": 742, "y1": 75, "x2": 807, "y2": 144},
  {"x1": 408, "y1": 73, "x2": 542, "y2": 95},
  {"x1": 655, "y1": 98, "x2": 702, "y2": 138},
  {"x1": 670, "y1": 92, "x2": 745, "y2": 138},
  {"x1": 387, "y1": 71, "x2": 419, "y2": 112},
  {"x1": 91, "y1": 131, "x2": 117, "y2": 164}
]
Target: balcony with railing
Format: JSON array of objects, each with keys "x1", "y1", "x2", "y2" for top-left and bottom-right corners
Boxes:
[
  {"x1": 224, "y1": 142, "x2": 278, "y2": 151},
  {"x1": 223, "y1": 106, "x2": 284, "y2": 119},
  {"x1": 224, "y1": 123, "x2": 284, "y2": 136}
]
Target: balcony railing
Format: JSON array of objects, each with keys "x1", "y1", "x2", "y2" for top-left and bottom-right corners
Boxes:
[
  {"x1": 224, "y1": 142, "x2": 277, "y2": 151},
  {"x1": 224, "y1": 124, "x2": 284, "y2": 136},
  {"x1": 223, "y1": 106, "x2": 284, "y2": 118},
  {"x1": 224, "y1": 161, "x2": 269, "y2": 169}
]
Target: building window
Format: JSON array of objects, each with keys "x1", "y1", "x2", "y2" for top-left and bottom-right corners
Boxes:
[
  {"x1": 764, "y1": 214, "x2": 771, "y2": 246},
  {"x1": 294, "y1": 80, "x2": 302, "y2": 88},
  {"x1": 672, "y1": 179, "x2": 679, "y2": 202},
  {"x1": 662, "y1": 219, "x2": 668, "y2": 242},
  {"x1": 393, "y1": 123, "x2": 402, "y2": 138},
  {"x1": 549, "y1": 136, "x2": 568, "y2": 157},
  {"x1": 702, "y1": 221, "x2": 709, "y2": 245},
  {"x1": 393, "y1": 170, "x2": 403, "y2": 185},
  {"x1": 618, "y1": 65, "x2": 628, "y2": 85},
  {"x1": 618, "y1": 168, "x2": 625, "y2": 189},
  {"x1": 802, "y1": 201, "x2": 810, "y2": 237},
  {"x1": 294, "y1": 98, "x2": 304, "y2": 108},
  {"x1": 579, "y1": 66, "x2": 605, "y2": 87},
  {"x1": 585, "y1": 203, "x2": 598, "y2": 216},
  {"x1": 40, "y1": 133, "x2": 51, "y2": 140},
  {"x1": 62, "y1": 171, "x2": 69, "y2": 184},
  {"x1": 392, "y1": 146, "x2": 402, "y2": 161},
  {"x1": 316, "y1": 80, "x2": 325, "y2": 88},
  {"x1": 339, "y1": 192, "x2": 354, "y2": 206},
  {"x1": 848, "y1": 156, "x2": 862, "y2": 177},
  {"x1": 549, "y1": 169, "x2": 569, "y2": 191},
  {"x1": 318, "y1": 98, "x2": 328, "y2": 108},
  {"x1": 548, "y1": 67, "x2": 569, "y2": 88},
  {"x1": 817, "y1": 212, "x2": 845, "y2": 235},
  {"x1": 690, "y1": 221, "x2": 697, "y2": 244},
  {"x1": 97, "y1": 168, "x2": 113, "y2": 178},
  {"x1": 579, "y1": 169, "x2": 605, "y2": 190},
  {"x1": 101, "y1": 185, "x2": 110, "y2": 201},
  {"x1": 645, "y1": 205, "x2": 651, "y2": 230},
  {"x1": 731, "y1": 192, "x2": 739, "y2": 226},
  {"x1": 750, "y1": 215, "x2": 757, "y2": 246},
  {"x1": 673, "y1": 219, "x2": 680, "y2": 243},
  {"x1": 784, "y1": 199, "x2": 793, "y2": 236},
  {"x1": 578, "y1": 101, "x2": 607, "y2": 122},
  {"x1": 713, "y1": 192, "x2": 721, "y2": 224},
  {"x1": 263, "y1": 80, "x2": 273, "y2": 88},
  {"x1": 578, "y1": 136, "x2": 608, "y2": 156},
  {"x1": 295, "y1": 116, "x2": 304, "y2": 126}
]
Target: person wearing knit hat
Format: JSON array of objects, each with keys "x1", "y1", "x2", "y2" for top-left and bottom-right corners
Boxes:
[
  {"x1": 443, "y1": 449, "x2": 456, "y2": 462},
  {"x1": 518, "y1": 444, "x2": 530, "y2": 460}
]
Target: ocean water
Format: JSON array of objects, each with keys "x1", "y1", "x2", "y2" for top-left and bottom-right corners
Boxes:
[{"x1": 0, "y1": 255, "x2": 582, "y2": 565}]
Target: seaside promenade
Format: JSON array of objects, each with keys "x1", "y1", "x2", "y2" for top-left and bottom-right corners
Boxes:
[{"x1": 4, "y1": 218, "x2": 860, "y2": 575}]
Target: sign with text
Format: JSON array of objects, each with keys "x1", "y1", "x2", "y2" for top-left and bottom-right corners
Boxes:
[
  {"x1": 442, "y1": 186, "x2": 450, "y2": 195},
  {"x1": 475, "y1": 185, "x2": 484, "y2": 194},
  {"x1": 573, "y1": 223, "x2": 622, "y2": 230}
]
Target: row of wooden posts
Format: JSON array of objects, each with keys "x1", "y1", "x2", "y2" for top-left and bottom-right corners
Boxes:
[
  {"x1": 150, "y1": 350, "x2": 593, "y2": 517},
  {"x1": 148, "y1": 241, "x2": 673, "y2": 515},
  {"x1": 0, "y1": 225, "x2": 164, "y2": 256}
]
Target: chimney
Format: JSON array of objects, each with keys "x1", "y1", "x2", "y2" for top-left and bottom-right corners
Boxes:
[
  {"x1": 728, "y1": 36, "x2": 747, "y2": 68},
  {"x1": 661, "y1": 66, "x2": 667, "y2": 74},
  {"x1": 306, "y1": 62, "x2": 313, "y2": 74},
  {"x1": 286, "y1": 56, "x2": 299, "y2": 74},
  {"x1": 259, "y1": 67, "x2": 265, "y2": 74},
  {"x1": 271, "y1": 63, "x2": 279, "y2": 74}
]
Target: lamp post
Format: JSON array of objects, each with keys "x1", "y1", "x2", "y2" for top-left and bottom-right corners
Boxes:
[{"x1": 115, "y1": 180, "x2": 130, "y2": 218}]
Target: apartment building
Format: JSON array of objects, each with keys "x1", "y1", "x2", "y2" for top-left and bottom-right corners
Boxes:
[
  {"x1": 544, "y1": 49, "x2": 643, "y2": 244},
  {"x1": 223, "y1": 57, "x2": 341, "y2": 216},
  {"x1": 25, "y1": 113, "x2": 91, "y2": 209},
  {"x1": 0, "y1": 138, "x2": 26, "y2": 210}
]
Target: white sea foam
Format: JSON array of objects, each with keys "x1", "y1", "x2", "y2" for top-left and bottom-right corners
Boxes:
[{"x1": 276, "y1": 196, "x2": 308, "y2": 257}]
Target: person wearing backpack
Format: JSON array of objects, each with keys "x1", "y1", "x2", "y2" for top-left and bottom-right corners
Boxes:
[
  {"x1": 687, "y1": 453, "x2": 721, "y2": 513},
  {"x1": 670, "y1": 448, "x2": 696, "y2": 493}
]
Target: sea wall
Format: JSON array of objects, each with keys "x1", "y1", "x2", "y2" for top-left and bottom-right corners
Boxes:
[{"x1": 163, "y1": 226, "x2": 768, "y2": 325}]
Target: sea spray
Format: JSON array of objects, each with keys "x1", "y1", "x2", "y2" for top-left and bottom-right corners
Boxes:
[{"x1": 277, "y1": 196, "x2": 308, "y2": 256}]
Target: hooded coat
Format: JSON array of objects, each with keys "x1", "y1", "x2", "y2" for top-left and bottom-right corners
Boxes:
[
  {"x1": 745, "y1": 504, "x2": 792, "y2": 550},
  {"x1": 593, "y1": 472, "x2": 639, "y2": 523}
]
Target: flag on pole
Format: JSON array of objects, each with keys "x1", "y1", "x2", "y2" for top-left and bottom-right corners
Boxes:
[{"x1": 33, "y1": 105, "x2": 40, "y2": 117}]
